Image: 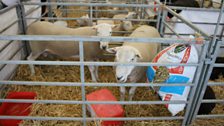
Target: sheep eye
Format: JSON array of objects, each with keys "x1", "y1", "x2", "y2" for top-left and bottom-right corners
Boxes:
[{"x1": 131, "y1": 58, "x2": 135, "y2": 61}]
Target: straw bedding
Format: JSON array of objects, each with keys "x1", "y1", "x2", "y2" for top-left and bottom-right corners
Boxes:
[{"x1": 1, "y1": 55, "x2": 223, "y2": 126}]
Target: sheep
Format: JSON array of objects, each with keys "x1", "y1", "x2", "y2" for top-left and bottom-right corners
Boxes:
[
  {"x1": 97, "y1": 12, "x2": 136, "y2": 32},
  {"x1": 53, "y1": 21, "x2": 68, "y2": 27},
  {"x1": 212, "y1": 0, "x2": 222, "y2": 8},
  {"x1": 27, "y1": 21, "x2": 115, "y2": 82},
  {"x1": 93, "y1": 1, "x2": 127, "y2": 18},
  {"x1": 112, "y1": 12, "x2": 136, "y2": 31},
  {"x1": 95, "y1": 12, "x2": 136, "y2": 50},
  {"x1": 76, "y1": 14, "x2": 92, "y2": 26},
  {"x1": 95, "y1": 17, "x2": 116, "y2": 49},
  {"x1": 96, "y1": 17, "x2": 115, "y2": 25},
  {"x1": 112, "y1": 12, "x2": 137, "y2": 24},
  {"x1": 107, "y1": 25, "x2": 160, "y2": 101}
]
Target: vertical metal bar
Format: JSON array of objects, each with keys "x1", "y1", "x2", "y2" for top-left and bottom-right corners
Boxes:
[
  {"x1": 159, "y1": 8, "x2": 167, "y2": 37},
  {"x1": 47, "y1": 0, "x2": 53, "y2": 22},
  {"x1": 156, "y1": 4, "x2": 161, "y2": 30},
  {"x1": 16, "y1": 1, "x2": 30, "y2": 56},
  {"x1": 200, "y1": 0, "x2": 205, "y2": 8},
  {"x1": 140, "y1": 0, "x2": 144, "y2": 19},
  {"x1": 62, "y1": 0, "x2": 67, "y2": 17},
  {"x1": 209, "y1": 1, "x2": 224, "y2": 57},
  {"x1": 219, "y1": 25, "x2": 224, "y2": 40},
  {"x1": 181, "y1": 41, "x2": 209, "y2": 126},
  {"x1": 95, "y1": 6, "x2": 98, "y2": 18},
  {"x1": 90, "y1": 4, "x2": 93, "y2": 25},
  {"x1": 79, "y1": 41, "x2": 87, "y2": 126},
  {"x1": 189, "y1": 40, "x2": 222, "y2": 125}
]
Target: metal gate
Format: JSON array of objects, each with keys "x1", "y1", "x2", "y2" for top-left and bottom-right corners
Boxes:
[{"x1": 0, "y1": 0, "x2": 223, "y2": 126}]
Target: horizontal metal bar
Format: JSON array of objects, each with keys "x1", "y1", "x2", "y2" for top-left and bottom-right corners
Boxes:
[
  {"x1": 0, "y1": 116, "x2": 184, "y2": 121},
  {"x1": 207, "y1": 82, "x2": 224, "y2": 86},
  {"x1": 0, "y1": 35, "x2": 207, "y2": 44},
  {"x1": 0, "y1": 80, "x2": 194, "y2": 87},
  {"x1": 22, "y1": 2, "x2": 160, "y2": 8},
  {"x1": 59, "y1": 9, "x2": 128, "y2": 13},
  {"x1": 201, "y1": 99, "x2": 224, "y2": 103},
  {"x1": 0, "y1": 99, "x2": 188, "y2": 104},
  {"x1": 25, "y1": 17, "x2": 156, "y2": 22},
  {"x1": 164, "y1": 33, "x2": 224, "y2": 38},
  {"x1": 169, "y1": 6, "x2": 222, "y2": 12},
  {"x1": 0, "y1": 60, "x2": 199, "y2": 67},
  {"x1": 196, "y1": 114, "x2": 224, "y2": 119},
  {"x1": 166, "y1": 21, "x2": 224, "y2": 26},
  {"x1": 213, "y1": 63, "x2": 224, "y2": 67}
]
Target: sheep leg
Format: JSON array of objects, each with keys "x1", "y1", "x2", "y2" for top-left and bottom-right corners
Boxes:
[
  {"x1": 120, "y1": 87, "x2": 126, "y2": 101},
  {"x1": 87, "y1": 65, "x2": 98, "y2": 82},
  {"x1": 95, "y1": 66, "x2": 99, "y2": 81},
  {"x1": 27, "y1": 52, "x2": 42, "y2": 75},
  {"x1": 128, "y1": 87, "x2": 137, "y2": 101}
]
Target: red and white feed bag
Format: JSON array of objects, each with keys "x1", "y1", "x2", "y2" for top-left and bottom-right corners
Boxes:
[{"x1": 147, "y1": 44, "x2": 199, "y2": 115}]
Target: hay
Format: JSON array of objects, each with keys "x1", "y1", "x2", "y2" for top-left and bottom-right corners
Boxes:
[
  {"x1": 2, "y1": 4, "x2": 224, "y2": 125},
  {"x1": 2, "y1": 55, "x2": 223, "y2": 126}
]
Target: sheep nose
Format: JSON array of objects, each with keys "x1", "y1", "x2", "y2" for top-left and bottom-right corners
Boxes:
[
  {"x1": 102, "y1": 46, "x2": 107, "y2": 50},
  {"x1": 117, "y1": 76, "x2": 123, "y2": 81}
]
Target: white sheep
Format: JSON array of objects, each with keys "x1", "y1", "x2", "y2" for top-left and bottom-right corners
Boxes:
[
  {"x1": 76, "y1": 14, "x2": 92, "y2": 26},
  {"x1": 27, "y1": 21, "x2": 115, "y2": 82},
  {"x1": 113, "y1": 12, "x2": 137, "y2": 24},
  {"x1": 96, "y1": 17, "x2": 115, "y2": 25},
  {"x1": 96, "y1": 12, "x2": 136, "y2": 49},
  {"x1": 107, "y1": 25, "x2": 161, "y2": 101},
  {"x1": 53, "y1": 21, "x2": 68, "y2": 27},
  {"x1": 95, "y1": 17, "x2": 115, "y2": 50},
  {"x1": 112, "y1": 12, "x2": 136, "y2": 32}
]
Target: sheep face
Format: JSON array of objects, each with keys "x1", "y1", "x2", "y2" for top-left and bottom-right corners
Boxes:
[
  {"x1": 122, "y1": 21, "x2": 133, "y2": 31},
  {"x1": 77, "y1": 14, "x2": 90, "y2": 26},
  {"x1": 107, "y1": 46, "x2": 142, "y2": 82},
  {"x1": 125, "y1": 12, "x2": 137, "y2": 19},
  {"x1": 93, "y1": 23, "x2": 115, "y2": 50}
]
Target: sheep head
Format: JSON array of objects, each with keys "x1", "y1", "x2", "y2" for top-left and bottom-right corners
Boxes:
[
  {"x1": 93, "y1": 23, "x2": 116, "y2": 50},
  {"x1": 122, "y1": 21, "x2": 133, "y2": 31},
  {"x1": 107, "y1": 46, "x2": 142, "y2": 82}
]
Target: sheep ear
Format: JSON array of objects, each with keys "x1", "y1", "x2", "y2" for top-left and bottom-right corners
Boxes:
[
  {"x1": 113, "y1": 25, "x2": 119, "y2": 29},
  {"x1": 135, "y1": 50, "x2": 142, "y2": 59},
  {"x1": 106, "y1": 47, "x2": 120, "y2": 53},
  {"x1": 92, "y1": 25, "x2": 98, "y2": 30},
  {"x1": 111, "y1": 24, "x2": 116, "y2": 28},
  {"x1": 135, "y1": 54, "x2": 142, "y2": 59}
]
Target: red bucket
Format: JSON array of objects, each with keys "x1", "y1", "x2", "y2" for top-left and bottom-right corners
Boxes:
[{"x1": 0, "y1": 92, "x2": 36, "y2": 126}]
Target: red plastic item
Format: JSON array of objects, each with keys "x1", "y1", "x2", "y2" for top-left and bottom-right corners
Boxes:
[
  {"x1": 86, "y1": 89, "x2": 124, "y2": 126},
  {"x1": 0, "y1": 92, "x2": 37, "y2": 126}
]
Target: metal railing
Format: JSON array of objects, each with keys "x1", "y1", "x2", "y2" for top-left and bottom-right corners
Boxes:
[{"x1": 0, "y1": 0, "x2": 223, "y2": 126}]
